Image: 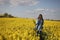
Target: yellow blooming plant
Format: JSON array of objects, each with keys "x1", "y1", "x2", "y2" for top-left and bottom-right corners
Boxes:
[{"x1": 0, "y1": 18, "x2": 60, "y2": 40}]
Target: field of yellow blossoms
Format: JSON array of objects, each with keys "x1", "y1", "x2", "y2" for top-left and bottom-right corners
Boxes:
[{"x1": 0, "y1": 18, "x2": 60, "y2": 40}]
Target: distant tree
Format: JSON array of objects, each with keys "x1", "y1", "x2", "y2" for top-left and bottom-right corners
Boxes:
[
  {"x1": 9, "y1": 14, "x2": 12, "y2": 17},
  {"x1": 4, "y1": 13, "x2": 8, "y2": 17},
  {"x1": 0, "y1": 13, "x2": 15, "y2": 18},
  {"x1": 9, "y1": 14, "x2": 14, "y2": 18}
]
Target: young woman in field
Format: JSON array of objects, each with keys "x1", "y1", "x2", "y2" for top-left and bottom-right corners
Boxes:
[{"x1": 34, "y1": 14, "x2": 44, "y2": 36}]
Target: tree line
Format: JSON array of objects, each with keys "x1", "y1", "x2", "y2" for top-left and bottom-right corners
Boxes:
[{"x1": 0, "y1": 13, "x2": 15, "y2": 18}]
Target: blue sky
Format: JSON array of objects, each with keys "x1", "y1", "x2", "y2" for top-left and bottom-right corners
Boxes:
[{"x1": 0, "y1": 0, "x2": 60, "y2": 20}]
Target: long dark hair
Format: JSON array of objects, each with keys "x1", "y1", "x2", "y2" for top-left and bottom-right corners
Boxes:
[{"x1": 38, "y1": 14, "x2": 44, "y2": 25}]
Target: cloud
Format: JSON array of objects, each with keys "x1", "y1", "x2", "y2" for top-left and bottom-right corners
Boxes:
[
  {"x1": 0, "y1": 0, "x2": 4, "y2": 4},
  {"x1": 10, "y1": 0, "x2": 39, "y2": 7},
  {"x1": 23, "y1": 8, "x2": 49, "y2": 15},
  {"x1": 21, "y1": 8, "x2": 46, "y2": 18},
  {"x1": 21, "y1": 8, "x2": 57, "y2": 19},
  {"x1": 0, "y1": 0, "x2": 10, "y2": 5},
  {"x1": 0, "y1": 0, "x2": 39, "y2": 7}
]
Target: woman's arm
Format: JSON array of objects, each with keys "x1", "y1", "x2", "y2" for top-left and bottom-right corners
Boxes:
[{"x1": 33, "y1": 19, "x2": 38, "y2": 25}]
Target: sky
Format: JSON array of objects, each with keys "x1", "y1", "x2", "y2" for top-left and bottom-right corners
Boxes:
[{"x1": 0, "y1": 0, "x2": 60, "y2": 20}]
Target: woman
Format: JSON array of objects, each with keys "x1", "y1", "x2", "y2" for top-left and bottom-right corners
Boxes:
[{"x1": 35, "y1": 14, "x2": 44, "y2": 36}]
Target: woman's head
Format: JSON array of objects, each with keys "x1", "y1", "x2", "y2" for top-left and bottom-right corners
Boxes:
[{"x1": 38, "y1": 14, "x2": 43, "y2": 20}]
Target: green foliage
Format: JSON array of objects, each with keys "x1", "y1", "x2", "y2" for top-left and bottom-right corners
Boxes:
[{"x1": 0, "y1": 13, "x2": 15, "y2": 18}]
